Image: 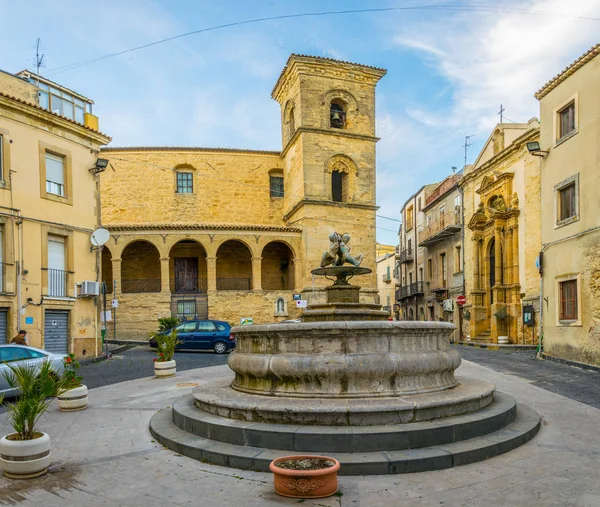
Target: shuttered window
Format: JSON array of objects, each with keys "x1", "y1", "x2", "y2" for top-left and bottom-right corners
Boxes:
[
  {"x1": 559, "y1": 280, "x2": 578, "y2": 320},
  {"x1": 46, "y1": 152, "x2": 65, "y2": 196},
  {"x1": 559, "y1": 102, "x2": 575, "y2": 139},
  {"x1": 48, "y1": 236, "x2": 66, "y2": 297}
]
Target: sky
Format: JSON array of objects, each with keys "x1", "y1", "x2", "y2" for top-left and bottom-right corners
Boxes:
[{"x1": 1, "y1": 0, "x2": 599, "y2": 245}]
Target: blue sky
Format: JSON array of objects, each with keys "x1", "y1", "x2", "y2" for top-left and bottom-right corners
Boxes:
[{"x1": 2, "y1": 1, "x2": 599, "y2": 245}]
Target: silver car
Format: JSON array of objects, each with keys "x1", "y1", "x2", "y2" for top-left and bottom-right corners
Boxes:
[{"x1": 0, "y1": 345, "x2": 65, "y2": 398}]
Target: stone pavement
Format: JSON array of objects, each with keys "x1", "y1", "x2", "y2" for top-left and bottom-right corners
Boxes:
[{"x1": 1, "y1": 359, "x2": 599, "y2": 507}]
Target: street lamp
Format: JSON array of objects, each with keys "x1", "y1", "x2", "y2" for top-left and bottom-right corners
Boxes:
[
  {"x1": 526, "y1": 142, "x2": 548, "y2": 157},
  {"x1": 90, "y1": 158, "x2": 110, "y2": 174}
]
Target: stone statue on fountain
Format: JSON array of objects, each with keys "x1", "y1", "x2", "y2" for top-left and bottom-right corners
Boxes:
[{"x1": 320, "y1": 232, "x2": 364, "y2": 267}]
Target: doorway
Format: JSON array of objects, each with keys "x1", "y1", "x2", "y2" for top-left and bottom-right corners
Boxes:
[{"x1": 174, "y1": 258, "x2": 199, "y2": 293}]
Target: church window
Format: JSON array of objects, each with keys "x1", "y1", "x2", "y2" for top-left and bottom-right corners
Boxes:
[
  {"x1": 270, "y1": 175, "x2": 284, "y2": 198},
  {"x1": 331, "y1": 170, "x2": 348, "y2": 202},
  {"x1": 176, "y1": 172, "x2": 193, "y2": 193},
  {"x1": 288, "y1": 107, "x2": 295, "y2": 140},
  {"x1": 330, "y1": 100, "x2": 346, "y2": 129}
]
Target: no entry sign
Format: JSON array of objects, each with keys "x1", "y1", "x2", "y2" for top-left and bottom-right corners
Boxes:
[{"x1": 457, "y1": 295, "x2": 467, "y2": 306}]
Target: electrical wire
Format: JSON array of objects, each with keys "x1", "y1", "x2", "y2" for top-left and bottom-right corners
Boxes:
[{"x1": 43, "y1": 5, "x2": 600, "y2": 77}]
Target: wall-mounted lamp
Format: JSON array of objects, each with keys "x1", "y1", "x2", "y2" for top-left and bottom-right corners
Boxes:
[
  {"x1": 526, "y1": 142, "x2": 549, "y2": 157},
  {"x1": 90, "y1": 158, "x2": 109, "y2": 174}
]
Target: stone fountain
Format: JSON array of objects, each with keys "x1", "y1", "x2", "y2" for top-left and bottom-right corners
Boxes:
[{"x1": 150, "y1": 232, "x2": 540, "y2": 475}]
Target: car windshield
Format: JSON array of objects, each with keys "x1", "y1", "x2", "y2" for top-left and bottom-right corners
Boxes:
[{"x1": 0, "y1": 347, "x2": 45, "y2": 363}]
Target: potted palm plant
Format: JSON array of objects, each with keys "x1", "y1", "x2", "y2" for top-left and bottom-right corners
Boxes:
[
  {"x1": 0, "y1": 360, "x2": 63, "y2": 479},
  {"x1": 269, "y1": 455, "x2": 340, "y2": 499},
  {"x1": 56, "y1": 353, "x2": 87, "y2": 412},
  {"x1": 152, "y1": 329, "x2": 180, "y2": 378},
  {"x1": 494, "y1": 307, "x2": 510, "y2": 344}
]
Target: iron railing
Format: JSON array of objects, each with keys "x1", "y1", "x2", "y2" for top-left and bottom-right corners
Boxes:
[
  {"x1": 420, "y1": 212, "x2": 462, "y2": 245},
  {"x1": 170, "y1": 278, "x2": 208, "y2": 294},
  {"x1": 382, "y1": 273, "x2": 392, "y2": 283},
  {"x1": 398, "y1": 248, "x2": 414, "y2": 264},
  {"x1": 216, "y1": 278, "x2": 251, "y2": 291},
  {"x1": 47, "y1": 268, "x2": 68, "y2": 297},
  {"x1": 396, "y1": 281, "x2": 425, "y2": 300},
  {"x1": 121, "y1": 278, "x2": 161, "y2": 293}
]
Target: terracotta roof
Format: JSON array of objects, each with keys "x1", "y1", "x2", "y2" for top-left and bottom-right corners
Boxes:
[
  {"x1": 0, "y1": 90, "x2": 110, "y2": 140},
  {"x1": 105, "y1": 223, "x2": 302, "y2": 233},
  {"x1": 272, "y1": 53, "x2": 387, "y2": 99},
  {"x1": 535, "y1": 43, "x2": 600, "y2": 100},
  {"x1": 101, "y1": 146, "x2": 280, "y2": 155}
]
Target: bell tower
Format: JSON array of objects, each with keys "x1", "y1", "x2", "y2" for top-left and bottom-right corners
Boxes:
[{"x1": 272, "y1": 55, "x2": 386, "y2": 298}]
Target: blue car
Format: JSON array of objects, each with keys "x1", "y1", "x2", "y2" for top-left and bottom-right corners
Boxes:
[{"x1": 149, "y1": 319, "x2": 235, "y2": 354}]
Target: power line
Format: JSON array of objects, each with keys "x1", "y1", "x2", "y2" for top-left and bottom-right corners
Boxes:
[
  {"x1": 376, "y1": 215, "x2": 401, "y2": 223},
  {"x1": 43, "y1": 5, "x2": 599, "y2": 77}
]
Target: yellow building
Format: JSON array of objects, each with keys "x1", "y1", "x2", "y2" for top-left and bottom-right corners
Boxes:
[
  {"x1": 536, "y1": 44, "x2": 600, "y2": 366},
  {"x1": 0, "y1": 69, "x2": 110, "y2": 356},
  {"x1": 100, "y1": 55, "x2": 386, "y2": 339},
  {"x1": 376, "y1": 246, "x2": 397, "y2": 317},
  {"x1": 461, "y1": 120, "x2": 541, "y2": 344}
]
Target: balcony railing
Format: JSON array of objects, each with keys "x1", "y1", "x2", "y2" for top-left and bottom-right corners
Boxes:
[
  {"x1": 382, "y1": 273, "x2": 392, "y2": 283},
  {"x1": 424, "y1": 174, "x2": 462, "y2": 208},
  {"x1": 170, "y1": 278, "x2": 208, "y2": 294},
  {"x1": 47, "y1": 268, "x2": 68, "y2": 297},
  {"x1": 419, "y1": 212, "x2": 462, "y2": 246},
  {"x1": 396, "y1": 281, "x2": 425, "y2": 300},
  {"x1": 216, "y1": 278, "x2": 251, "y2": 291},
  {"x1": 398, "y1": 248, "x2": 414, "y2": 264},
  {"x1": 429, "y1": 277, "x2": 448, "y2": 292},
  {"x1": 122, "y1": 278, "x2": 161, "y2": 293}
]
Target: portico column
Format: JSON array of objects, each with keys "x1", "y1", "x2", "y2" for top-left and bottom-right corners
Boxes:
[
  {"x1": 512, "y1": 224, "x2": 519, "y2": 286},
  {"x1": 206, "y1": 256, "x2": 217, "y2": 291},
  {"x1": 111, "y1": 258, "x2": 122, "y2": 297},
  {"x1": 160, "y1": 257, "x2": 170, "y2": 293},
  {"x1": 293, "y1": 258, "x2": 303, "y2": 291},
  {"x1": 473, "y1": 237, "x2": 481, "y2": 290},
  {"x1": 506, "y1": 228, "x2": 513, "y2": 287},
  {"x1": 494, "y1": 227, "x2": 502, "y2": 288},
  {"x1": 252, "y1": 256, "x2": 262, "y2": 291}
]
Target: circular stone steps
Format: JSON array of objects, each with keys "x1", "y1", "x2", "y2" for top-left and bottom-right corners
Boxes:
[{"x1": 149, "y1": 392, "x2": 540, "y2": 475}]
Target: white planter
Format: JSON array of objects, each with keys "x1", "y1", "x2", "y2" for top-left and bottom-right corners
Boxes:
[
  {"x1": 154, "y1": 359, "x2": 176, "y2": 378},
  {"x1": 0, "y1": 432, "x2": 51, "y2": 479},
  {"x1": 498, "y1": 336, "x2": 510, "y2": 345},
  {"x1": 57, "y1": 385, "x2": 88, "y2": 412}
]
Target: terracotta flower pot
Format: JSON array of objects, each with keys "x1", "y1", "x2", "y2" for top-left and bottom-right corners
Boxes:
[
  {"x1": 0, "y1": 432, "x2": 51, "y2": 479},
  {"x1": 57, "y1": 385, "x2": 88, "y2": 411},
  {"x1": 269, "y1": 455, "x2": 340, "y2": 499},
  {"x1": 154, "y1": 359, "x2": 176, "y2": 378}
]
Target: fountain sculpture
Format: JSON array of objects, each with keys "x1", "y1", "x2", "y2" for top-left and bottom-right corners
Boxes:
[{"x1": 150, "y1": 233, "x2": 540, "y2": 475}]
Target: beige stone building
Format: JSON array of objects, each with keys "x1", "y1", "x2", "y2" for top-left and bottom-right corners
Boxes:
[
  {"x1": 536, "y1": 44, "x2": 600, "y2": 366},
  {"x1": 100, "y1": 55, "x2": 386, "y2": 338},
  {"x1": 420, "y1": 172, "x2": 465, "y2": 340},
  {"x1": 0, "y1": 69, "x2": 110, "y2": 356},
  {"x1": 460, "y1": 121, "x2": 541, "y2": 344},
  {"x1": 376, "y1": 247, "x2": 398, "y2": 316}
]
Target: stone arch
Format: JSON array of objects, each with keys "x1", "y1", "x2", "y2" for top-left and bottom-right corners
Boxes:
[
  {"x1": 322, "y1": 89, "x2": 358, "y2": 129},
  {"x1": 419, "y1": 307, "x2": 425, "y2": 321},
  {"x1": 261, "y1": 241, "x2": 294, "y2": 290},
  {"x1": 169, "y1": 239, "x2": 208, "y2": 293},
  {"x1": 121, "y1": 240, "x2": 161, "y2": 293},
  {"x1": 283, "y1": 99, "x2": 296, "y2": 144},
  {"x1": 274, "y1": 296, "x2": 288, "y2": 317},
  {"x1": 408, "y1": 307, "x2": 415, "y2": 321},
  {"x1": 325, "y1": 154, "x2": 357, "y2": 203},
  {"x1": 216, "y1": 240, "x2": 253, "y2": 290},
  {"x1": 101, "y1": 246, "x2": 113, "y2": 294}
]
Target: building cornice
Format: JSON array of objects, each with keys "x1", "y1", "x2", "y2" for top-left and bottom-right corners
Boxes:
[
  {"x1": 104, "y1": 223, "x2": 302, "y2": 233},
  {"x1": 101, "y1": 146, "x2": 280, "y2": 156},
  {"x1": 283, "y1": 198, "x2": 378, "y2": 222},
  {"x1": 459, "y1": 127, "x2": 539, "y2": 188},
  {"x1": 280, "y1": 126, "x2": 379, "y2": 158},
  {"x1": 0, "y1": 92, "x2": 110, "y2": 144},
  {"x1": 535, "y1": 43, "x2": 600, "y2": 100}
]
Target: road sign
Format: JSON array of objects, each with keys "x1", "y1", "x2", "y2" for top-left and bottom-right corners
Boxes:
[
  {"x1": 240, "y1": 317, "x2": 253, "y2": 326},
  {"x1": 457, "y1": 295, "x2": 467, "y2": 306},
  {"x1": 111, "y1": 299, "x2": 119, "y2": 308},
  {"x1": 296, "y1": 300, "x2": 308, "y2": 308}
]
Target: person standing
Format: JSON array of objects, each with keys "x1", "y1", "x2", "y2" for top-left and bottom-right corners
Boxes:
[{"x1": 11, "y1": 330, "x2": 28, "y2": 345}]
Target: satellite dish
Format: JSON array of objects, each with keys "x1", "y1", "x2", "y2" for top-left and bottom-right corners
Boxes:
[{"x1": 91, "y1": 228, "x2": 110, "y2": 247}]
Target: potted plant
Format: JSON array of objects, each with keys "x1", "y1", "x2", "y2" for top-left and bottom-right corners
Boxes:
[
  {"x1": 269, "y1": 455, "x2": 340, "y2": 499},
  {"x1": 494, "y1": 307, "x2": 510, "y2": 344},
  {"x1": 56, "y1": 353, "x2": 87, "y2": 412},
  {"x1": 152, "y1": 329, "x2": 180, "y2": 378},
  {"x1": 0, "y1": 361, "x2": 62, "y2": 479}
]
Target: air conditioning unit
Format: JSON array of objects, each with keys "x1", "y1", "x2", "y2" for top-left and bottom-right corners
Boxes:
[
  {"x1": 80, "y1": 281, "x2": 100, "y2": 297},
  {"x1": 443, "y1": 299, "x2": 454, "y2": 312}
]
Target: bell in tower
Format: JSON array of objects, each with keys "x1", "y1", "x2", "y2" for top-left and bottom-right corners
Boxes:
[{"x1": 330, "y1": 103, "x2": 345, "y2": 129}]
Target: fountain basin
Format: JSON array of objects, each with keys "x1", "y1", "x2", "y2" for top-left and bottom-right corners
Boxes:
[{"x1": 229, "y1": 321, "x2": 461, "y2": 398}]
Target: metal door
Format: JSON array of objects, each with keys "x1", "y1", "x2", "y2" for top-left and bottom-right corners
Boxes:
[
  {"x1": 174, "y1": 258, "x2": 198, "y2": 293},
  {"x1": 0, "y1": 309, "x2": 7, "y2": 344},
  {"x1": 44, "y1": 310, "x2": 69, "y2": 354}
]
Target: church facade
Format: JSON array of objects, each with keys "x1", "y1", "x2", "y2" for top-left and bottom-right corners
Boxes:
[{"x1": 100, "y1": 55, "x2": 385, "y2": 338}]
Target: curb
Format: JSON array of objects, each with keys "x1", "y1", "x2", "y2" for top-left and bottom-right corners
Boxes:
[
  {"x1": 539, "y1": 352, "x2": 600, "y2": 373},
  {"x1": 105, "y1": 339, "x2": 149, "y2": 346},
  {"x1": 79, "y1": 345, "x2": 135, "y2": 365},
  {"x1": 457, "y1": 342, "x2": 537, "y2": 351}
]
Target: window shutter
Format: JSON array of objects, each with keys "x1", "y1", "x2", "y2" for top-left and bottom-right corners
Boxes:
[
  {"x1": 48, "y1": 236, "x2": 65, "y2": 271},
  {"x1": 46, "y1": 153, "x2": 65, "y2": 185}
]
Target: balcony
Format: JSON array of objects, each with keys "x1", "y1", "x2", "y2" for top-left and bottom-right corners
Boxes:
[
  {"x1": 429, "y1": 277, "x2": 448, "y2": 292},
  {"x1": 382, "y1": 273, "x2": 392, "y2": 283},
  {"x1": 396, "y1": 281, "x2": 425, "y2": 300},
  {"x1": 398, "y1": 248, "x2": 414, "y2": 264},
  {"x1": 46, "y1": 268, "x2": 69, "y2": 297},
  {"x1": 419, "y1": 212, "x2": 462, "y2": 246}
]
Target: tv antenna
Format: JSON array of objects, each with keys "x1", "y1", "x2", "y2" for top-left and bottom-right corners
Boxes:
[
  {"x1": 463, "y1": 135, "x2": 475, "y2": 167},
  {"x1": 34, "y1": 38, "x2": 45, "y2": 83}
]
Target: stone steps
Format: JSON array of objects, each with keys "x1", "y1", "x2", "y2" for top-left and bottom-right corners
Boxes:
[
  {"x1": 172, "y1": 392, "x2": 517, "y2": 453},
  {"x1": 149, "y1": 394, "x2": 540, "y2": 475}
]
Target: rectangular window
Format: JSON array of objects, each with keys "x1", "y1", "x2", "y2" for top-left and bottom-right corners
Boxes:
[
  {"x1": 270, "y1": 175, "x2": 284, "y2": 197},
  {"x1": 440, "y1": 253, "x2": 447, "y2": 285},
  {"x1": 176, "y1": 172, "x2": 193, "y2": 193},
  {"x1": 439, "y1": 204, "x2": 445, "y2": 216},
  {"x1": 559, "y1": 279, "x2": 578, "y2": 320},
  {"x1": 417, "y1": 197, "x2": 422, "y2": 211},
  {"x1": 406, "y1": 206, "x2": 414, "y2": 231},
  {"x1": 47, "y1": 235, "x2": 66, "y2": 297},
  {"x1": 386, "y1": 265, "x2": 390, "y2": 277},
  {"x1": 428, "y1": 259, "x2": 433, "y2": 279},
  {"x1": 45, "y1": 152, "x2": 65, "y2": 196},
  {"x1": 559, "y1": 102, "x2": 575, "y2": 139},
  {"x1": 426, "y1": 214, "x2": 431, "y2": 226},
  {"x1": 407, "y1": 238, "x2": 412, "y2": 253},
  {"x1": 558, "y1": 183, "x2": 576, "y2": 221},
  {"x1": 454, "y1": 194, "x2": 461, "y2": 213},
  {"x1": 455, "y1": 246, "x2": 461, "y2": 272}
]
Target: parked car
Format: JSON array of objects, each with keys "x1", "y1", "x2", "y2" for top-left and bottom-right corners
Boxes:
[
  {"x1": 149, "y1": 320, "x2": 235, "y2": 354},
  {"x1": 0, "y1": 345, "x2": 65, "y2": 398}
]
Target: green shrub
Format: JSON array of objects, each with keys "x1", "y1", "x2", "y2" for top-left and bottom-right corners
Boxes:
[
  {"x1": 152, "y1": 330, "x2": 181, "y2": 362},
  {"x1": 158, "y1": 317, "x2": 179, "y2": 332}
]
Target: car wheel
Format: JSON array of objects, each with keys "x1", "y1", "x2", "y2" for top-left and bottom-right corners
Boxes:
[{"x1": 213, "y1": 341, "x2": 228, "y2": 354}]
